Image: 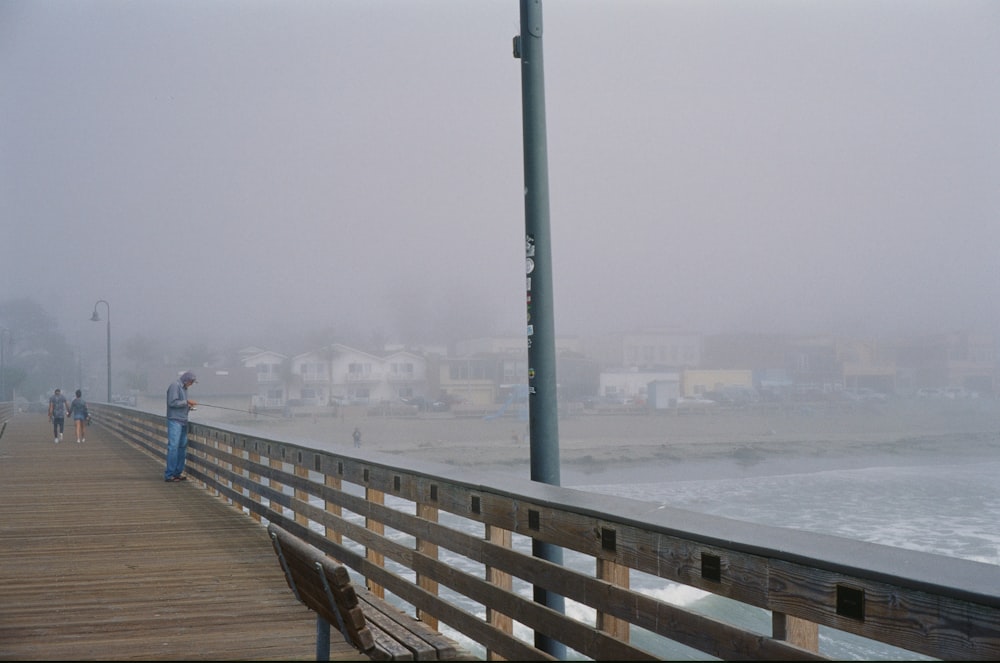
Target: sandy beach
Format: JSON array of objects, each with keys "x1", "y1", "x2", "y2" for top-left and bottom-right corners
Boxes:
[{"x1": 193, "y1": 398, "x2": 1000, "y2": 485}]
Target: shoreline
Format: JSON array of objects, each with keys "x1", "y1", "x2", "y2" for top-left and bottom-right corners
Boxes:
[{"x1": 194, "y1": 399, "x2": 1000, "y2": 485}]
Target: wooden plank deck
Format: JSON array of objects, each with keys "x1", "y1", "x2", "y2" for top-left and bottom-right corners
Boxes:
[{"x1": 0, "y1": 410, "x2": 366, "y2": 661}]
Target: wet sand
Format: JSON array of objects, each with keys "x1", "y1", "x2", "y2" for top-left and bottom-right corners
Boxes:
[{"x1": 195, "y1": 398, "x2": 1000, "y2": 485}]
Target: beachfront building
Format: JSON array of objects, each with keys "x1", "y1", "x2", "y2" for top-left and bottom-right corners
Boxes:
[
  {"x1": 582, "y1": 328, "x2": 702, "y2": 371},
  {"x1": 440, "y1": 336, "x2": 598, "y2": 409},
  {"x1": 680, "y1": 368, "x2": 754, "y2": 398},
  {"x1": 599, "y1": 368, "x2": 680, "y2": 405},
  {"x1": 239, "y1": 344, "x2": 430, "y2": 409},
  {"x1": 241, "y1": 349, "x2": 288, "y2": 409}
]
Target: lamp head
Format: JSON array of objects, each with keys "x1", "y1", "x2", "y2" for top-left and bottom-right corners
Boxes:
[{"x1": 90, "y1": 311, "x2": 101, "y2": 322}]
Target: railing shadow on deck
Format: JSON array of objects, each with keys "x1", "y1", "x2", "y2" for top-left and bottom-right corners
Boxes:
[{"x1": 89, "y1": 403, "x2": 1000, "y2": 661}]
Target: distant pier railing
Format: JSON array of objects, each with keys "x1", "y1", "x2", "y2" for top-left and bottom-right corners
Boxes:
[{"x1": 90, "y1": 402, "x2": 1000, "y2": 660}]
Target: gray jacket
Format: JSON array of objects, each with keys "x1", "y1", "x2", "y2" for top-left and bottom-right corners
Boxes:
[{"x1": 166, "y1": 379, "x2": 191, "y2": 422}]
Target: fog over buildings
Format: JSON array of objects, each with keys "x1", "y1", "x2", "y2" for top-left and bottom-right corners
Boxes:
[{"x1": 3, "y1": 1, "x2": 1000, "y2": 359}]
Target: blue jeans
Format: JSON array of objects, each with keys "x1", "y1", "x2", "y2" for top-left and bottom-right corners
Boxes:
[{"x1": 165, "y1": 419, "x2": 189, "y2": 480}]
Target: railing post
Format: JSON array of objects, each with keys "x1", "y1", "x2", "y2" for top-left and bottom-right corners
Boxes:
[
  {"x1": 773, "y1": 612, "x2": 819, "y2": 652},
  {"x1": 416, "y1": 501, "x2": 440, "y2": 629},
  {"x1": 269, "y1": 453, "x2": 284, "y2": 520},
  {"x1": 218, "y1": 436, "x2": 233, "y2": 504},
  {"x1": 325, "y1": 471, "x2": 342, "y2": 545},
  {"x1": 203, "y1": 433, "x2": 222, "y2": 498},
  {"x1": 247, "y1": 444, "x2": 261, "y2": 523},
  {"x1": 486, "y1": 525, "x2": 514, "y2": 662},
  {"x1": 366, "y1": 486, "x2": 385, "y2": 598},
  {"x1": 295, "y1": 461, "x2": 310, "y2": 529},
  {"x1": 596, "y1": 559, "x2": 629, "y2": 641}
]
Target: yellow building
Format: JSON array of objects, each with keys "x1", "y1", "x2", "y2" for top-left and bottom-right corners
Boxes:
[{"x1": 681, "y1": 369, "x2": 753, "y2": 397}]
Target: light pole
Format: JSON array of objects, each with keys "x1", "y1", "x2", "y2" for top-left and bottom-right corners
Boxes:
[
  {"x1": 90, "y1": 300, "x2": 111, "y2": 402},
  {"x1": 0, "y1": 326, "x2": 10, "y2": 402}
]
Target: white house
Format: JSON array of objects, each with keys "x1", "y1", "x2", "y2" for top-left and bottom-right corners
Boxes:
[
  {"x1": 240, "y1": 350, "x2": 287, "y2": 408},
  {"x1": 243, "y1": 344, "x2": 429, "y2": 408}
]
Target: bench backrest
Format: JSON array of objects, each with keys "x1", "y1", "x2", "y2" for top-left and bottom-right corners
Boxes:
[{"x1": 267, "y1": 524, "x2": 378, "y2": 656}]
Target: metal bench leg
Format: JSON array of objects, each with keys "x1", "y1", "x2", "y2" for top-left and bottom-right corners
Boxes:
[{"x1": 316, "y1": 616, "x2": 330, "y2": 661}]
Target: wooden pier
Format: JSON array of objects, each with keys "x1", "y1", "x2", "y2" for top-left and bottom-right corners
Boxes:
[{"x1": 0, "y1": 411, "x2": 362, "y2": 661}]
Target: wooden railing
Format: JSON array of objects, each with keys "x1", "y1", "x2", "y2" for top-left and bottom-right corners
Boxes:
[
  {"x1": 0, "y1": 403, "x2": 17, "y2": 434},
  {"x1": 91, "y1": 403, "x2": 1000, "y2": 661}
]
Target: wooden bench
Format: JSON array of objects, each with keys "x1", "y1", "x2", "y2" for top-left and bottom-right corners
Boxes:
[{"x1": 267, "y1": 523, "x2": 466, "y2": 661}]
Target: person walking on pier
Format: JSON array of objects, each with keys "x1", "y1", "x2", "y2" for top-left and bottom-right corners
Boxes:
[
  {"x1": 69, "y1": 389, "x2": 89, "y2": 443},
  {"x1": 48, "y1": 388, "x2": 69, "y2": 443},
  {"x1": 164, "y1": 371, "x2": 197, "y2": 482},
  {"x1": 353, "y1": 426, "x2": 362, "y2": 448}
]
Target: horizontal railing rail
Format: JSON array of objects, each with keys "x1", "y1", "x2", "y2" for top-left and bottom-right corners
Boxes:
[{"x1": 90, "y1": 402, "x2": 1000, "y2": 661}]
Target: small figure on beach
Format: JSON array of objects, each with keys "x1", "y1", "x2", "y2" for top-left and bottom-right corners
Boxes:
[{"x1": 353, "y1": 427, "x2": 362, "y2": 448}]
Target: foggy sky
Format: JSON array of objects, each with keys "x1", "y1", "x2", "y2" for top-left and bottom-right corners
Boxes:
[{"x1": 3, "y1": 0, "x2": 999, "y2": 355}]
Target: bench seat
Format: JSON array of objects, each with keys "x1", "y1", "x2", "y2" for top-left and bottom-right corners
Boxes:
[{"x1": 267, "y1": 523, "x2": 465, "y2": 661}]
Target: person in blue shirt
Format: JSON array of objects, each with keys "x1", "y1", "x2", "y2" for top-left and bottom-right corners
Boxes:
[
  {"x1": 164, "y1": 371, "x2": 197, "y2": 482},
  {"x1": 69, "y1": 389, "x2": 89, "y2": 443},
  {"x1": 48, "y1": 388, "x2": 69, "y2": 443}
]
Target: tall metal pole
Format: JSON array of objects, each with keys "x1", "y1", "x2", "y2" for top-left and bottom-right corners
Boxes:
[
  {"x1": 514, "y1": 1, "x2": 566, "y2": 657},
  {"x1": 91, "y1": 300, "x2": 111, "y2": 402}
]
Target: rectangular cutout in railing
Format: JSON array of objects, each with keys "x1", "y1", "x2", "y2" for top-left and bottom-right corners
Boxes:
[
  {"x1": 430, "y1": 484, "x2": 438, "y2": 501},
  {"x1": 601, "y1": 527, "x2": 616, "y2": 552},
  {"x1": 701, "y1": 553, "x2": 721, "y2": 582},
  {"x1": 836, "y1": 584, "x2": 865, "y2": 621},
  {"x1": 314, "y1": 455, "x2": 321, "y2": 471},
  {"x1": 471, "y1": 495, "x2": 481, "y2": 514},
  {"x1": 394, "y1": 475, "x2": 401, "y2": 492},
  {"x1": 528, "y1": 509, "x2": 539, "y2": 531}
]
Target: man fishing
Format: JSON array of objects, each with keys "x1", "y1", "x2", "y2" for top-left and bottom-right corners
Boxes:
[{"x1": 164, "y1": 371, "x2": 197, "y2": 482}]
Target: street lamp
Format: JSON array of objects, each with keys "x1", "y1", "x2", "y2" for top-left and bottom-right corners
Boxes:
[
  {"x1": 90, "y1": 300, "x2": 111, "y2": 402},
  {"x1": 0, "y1": 326, "x2": 10, "y2": 402}
]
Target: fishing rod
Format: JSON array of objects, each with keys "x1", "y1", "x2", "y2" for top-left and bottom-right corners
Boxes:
[{"x1": 194, "y1": 403, "x2": 287, "y2": 418}]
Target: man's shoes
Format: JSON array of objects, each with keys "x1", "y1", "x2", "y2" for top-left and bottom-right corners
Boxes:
[
  {"x1": 165, "y1": 475, "x2": 188, "y2": 482},
  {"x1": 175, "y1": 475, "x2": 188, "y2": 481},
  {"x1": 81, "y1": 438, "x2": 85, "y2": 443},
  {"x1": 54, "y1": 437, "x2": 59, "y2": 444},
  {"x1": 59, "y1": 433, "x2": 63, "y2": 441}
]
